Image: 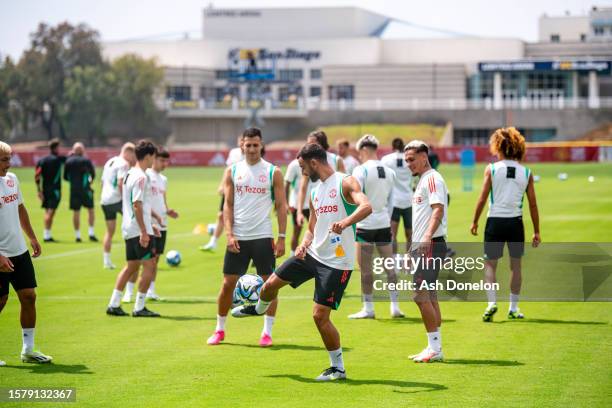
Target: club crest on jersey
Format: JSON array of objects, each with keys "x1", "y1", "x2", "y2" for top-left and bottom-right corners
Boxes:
[
  {"x1": 329, "y1": 188, "x2": 337, "y2": 198},
  {"x1": 414, "y1": 196, "x2": 423, "y2": 204},
  {"x1": 258, "y1": 174, "x2": 267, "y2": 183},
  {"x1": 6, "y1": 179, "x2": 14, "y2": 188}
]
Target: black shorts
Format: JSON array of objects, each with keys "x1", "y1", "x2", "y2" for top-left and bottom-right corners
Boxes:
[
  {"x1": 411, "y1": 237, "x2": 447, "y2": 287},
  {"x1": 70, "y1": 189, "x2": 94, "y2": 210},
  {"x1": 219, "y1": 194, "x2": 225, "y2": 212},
  {"x1": 102, "y1": 202, "x2": 122, "y2": 221},
  {"x1": 275, "y1": 254, "x2": 352, "y2": 310},
  {"x1": 0, "y1": 251, "x2": 37, "y2": 296},
  {"x1": 290, "y1": 208, "x2": 310, "y2": 227},
  {"x1": 484, "y1": 217, "x2": 525, "y2": 260},
  {"x1": 223, "y1": 238, "x2": 275, "y2": 276},
  {"x1": 155, "y1": 230, "x2": 167, "y2": 255},
  {"x1": 42, "y1": 188, "x2": 61, "y2": 209},
  {"x1": 391, "y1": 207, "x2": 412, "y2": 228},
  {"x1": 356, "y1": 227, "x2": 392, "y2": 245},
  {"x1": 125, "y1": 235, "x2": 156, "y2": 261}
]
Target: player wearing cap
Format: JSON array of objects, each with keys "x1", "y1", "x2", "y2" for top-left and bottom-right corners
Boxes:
[
  {"x1": 348, "y1": 134, "x2": 404, "y2": 319},
  {"x1": 471, "y1": 127, "x2": 540, "y2": 322},
  {"x1": 405, "y1": 140, "x2": 449, "y2": 363}
]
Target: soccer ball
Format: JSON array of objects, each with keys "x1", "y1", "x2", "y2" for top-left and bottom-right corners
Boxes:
[
  {"x1": 233, "y1": 274, "x2": 264, "y2": 307},
  {"x1": 165, "y1": 250, "x2": 181, "y2": 267}
]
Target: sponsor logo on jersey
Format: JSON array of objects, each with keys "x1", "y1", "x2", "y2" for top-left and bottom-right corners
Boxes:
[
  {"x1": 316, "y1": 204, "x2": 338, "y2": 215},
  {"x1": 1, "y1": 193, "x2": 19, "y2": 204},
  {"x1": 236, "y1": 185, "x2": 267, "y2": 195}
]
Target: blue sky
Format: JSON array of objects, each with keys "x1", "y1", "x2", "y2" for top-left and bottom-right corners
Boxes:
[{"x1": 1, "y1": 0, "x2": 608, "y2": 59}]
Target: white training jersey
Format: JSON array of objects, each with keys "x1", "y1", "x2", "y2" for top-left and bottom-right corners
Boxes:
[
  {"x1": 121, "y1": 166, "x2": 154, "y2": 239},
  {"x1": 342, "y1": 155, "x2": 360, "y2": 176},
  {"x1": 307, "y1": 172, "x2": 358, "y2": 270},
  {"x1": 488, "y1": 160, "x2": 530, "y2": 218},
  {"x1": 284, "y1": 159, "x2": 310, "y2": 209},
  {"x1": 100, "y1": 156, "x2": 129, "y2": 205},
  {"x1": 147, "y1": 169, "x2": 168, "y2": 231},
  {"x1": 231, "y1": 159, "x2": 276, "y2": 240},
  {"x1": 381, "y1": 151, "x2": 413, "y2": 209},
  {"x1": 352, "y1": 160, "x2": 395, "y2": 230},
  {"x1": 226, "y1": 147, "x2": 244, "y2": 166},
  {"x1": 411, "y1": 169, "x2": 448, "y2": 245},
  {"x1": 0, "y1": 172, "x2": 27, "y2": 257}
]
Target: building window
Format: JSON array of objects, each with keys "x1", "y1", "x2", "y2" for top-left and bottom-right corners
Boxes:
[
  {"x1": 278, "y1": 86, "x2": 303, "y2": 102},
  {"x1": 328, "y1": 85, "x2": 354, "y2": 100},
  {"x1": 310, "y1": 69, "x2": 322, "y2": 80},
  {"x1": 215, "y1": 70, "x2": 240, "y2": 79},
  {"x1": 580, "y1": 33, "x2": 587, "y2": 42},
  {"x1": 166, "y1": 86, "x2": 191, "y2": 101},
  {"x1": 594, "y1": 27, "x2": 604, "y2": 36},
  {"x1": 215, "y1": 87, "x2": 239, "y2": 102},
  {"x1": 278, "y1": 69, "x2": 303, "y2": 81},
  {"x1": 310, "y1": 86, "x2": 321, "y2": 97},
  {"x1": 550, "y1": 34, "x2": 560, "y2": 42}
]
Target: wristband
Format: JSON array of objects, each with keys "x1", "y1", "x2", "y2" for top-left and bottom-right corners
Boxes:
[{"x1": 278, "y1": 233, "x2": 286, "y2": 238}]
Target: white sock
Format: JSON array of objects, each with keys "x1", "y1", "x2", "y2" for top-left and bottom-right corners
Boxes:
[
  {"x1": 216, "y1": 315, "x2": 227, "y2": 332},
  {"x1": 427, "y1": 331, "x2": 441, "y2": 353},
  {"x1": 509, "y1": 293, "x2": 520, "y2": 312},
  {"x1": 486, "y1": 288, "x2": 497, "y2": 306},
  {"x1": 262, "y1": 315, "x2": 275, "y2": 336},
  {"x1": 22, "y1": 328, "x2": 35, "y2": 354},
  {"x1": 134, "y1": 292, "x2": 146, "y2": 312},
  {"x1": 255, "y1": 298, "x2": 272, "y2": 315},
  {"x1": 147, "y1": 281, "x2": 156, "y2": 295},
  {"x1": 88, "y1": 226, "x2": 95, "y2": 236},
  {"x1": 209, "y1": 236, "x2": 217, "y2": 246},
  {"x1": 389, "y1": 290, "x2": 399, "y2": 303},
  {"x1": 103, "y1": 252, "x2": 111, "y2": 264},
  {"x1": 363, "y1": 301, "x2": 374, "y2": 313},
  {"x1": 75, "y1": 230, "x2": 81, "y2": 239},
  {"x1": 125, "y1": 282, "x2": 134, "y2": 297},
  {"x1": 43, "y1": 229, "x2": 51, "y2": 240},
  {"x1": 109, "y1": 289, "x2": 123, "y2": 308},
  {"x1": 437, "y1": 327, "x2": 442, "y2": 347},
  {"x1": 290, "y1": 250, "x2": 295, "y2": 257},
  {"x1": 328, "y1": 347, "x2": 344, "y2": 371}
]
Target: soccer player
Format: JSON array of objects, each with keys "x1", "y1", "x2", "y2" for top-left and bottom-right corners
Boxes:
[
  {"x1": 295, "y1": 130, "x2": 345, "y2": 227},
  {"x1": 348, "y1": 135, "x2": 404, "y2": 319},
  {"x1": 381, "y1": 138, "x2": 413, "y2": 254},
  {"x1": 100, "y1": 143, "x2": 136, "y2": 269},
  {"x1": 232, "y1": 142, "x2": 372, "y2": 381},
  {"x1": 64, "y1": 142, "x2": 97, "y2": 242},
  {"x1": 144, "y1": 147, "x2": 178, "y2": 300},
  {"x1": 207, "y1": 128, "x2": 287, "y2": 347},
  {"x1": 470, "y1": 127, "x2": 540, "y2": 321},
  {"x1": 0, "y1": 141, "x2": 52, "y2": 364},
  {"x1": 284, "y1": 157, "x2": 311, "y2": 255},
  {"x1": 35, "y1": 138, "x2": 66, "y2": 242},
  {"x1": 201, "y1": 137, "x2": 244, "y2": 251},
  {"x1": 336, "y1": 139, "x2": 359, "y2": 175},
  {"x1": 404, "y1": 140, "x2": 448, "y2": 363},
  {"x1": 106, "y1": 140, "x2": 161, "y2": 317}
]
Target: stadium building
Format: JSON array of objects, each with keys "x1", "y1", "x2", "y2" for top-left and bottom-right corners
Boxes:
[{"x1": 103, "y1": 5, "x2": 612, "y2": 145}]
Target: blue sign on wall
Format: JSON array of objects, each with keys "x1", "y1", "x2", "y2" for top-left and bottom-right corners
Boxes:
[{"x1": 478, "y1": 60, "x2": 611, "y2": 74}]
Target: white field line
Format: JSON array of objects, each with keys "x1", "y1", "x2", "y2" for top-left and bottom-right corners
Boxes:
[{"x1": 36, "y1": 295, "x2": 315, "y2": 301}]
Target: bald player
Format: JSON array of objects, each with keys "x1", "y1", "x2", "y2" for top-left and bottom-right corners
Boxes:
[{"x1": 64, "y1": 142, "x2": 97, "y2": 242}]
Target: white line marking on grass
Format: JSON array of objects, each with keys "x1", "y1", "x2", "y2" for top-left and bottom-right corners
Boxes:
[{"x1": 39, "y1": 295, "x2": 316, "y2": 301}]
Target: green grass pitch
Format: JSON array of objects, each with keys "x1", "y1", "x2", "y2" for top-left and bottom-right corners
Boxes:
[{"x1": 0, "y1": 163, "x2": 610, "y2": 407}]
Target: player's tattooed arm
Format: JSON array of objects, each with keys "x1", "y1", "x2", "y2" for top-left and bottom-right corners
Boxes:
[
  {"x1": 223, "y1": 167, "x2": 239, "y2": 253},
  {"x1": 471, "y1": 164, "x2": 492, "y2": 236},
  {"x1": 330, "y1": 176, "x2": 371, "y2": 234}
]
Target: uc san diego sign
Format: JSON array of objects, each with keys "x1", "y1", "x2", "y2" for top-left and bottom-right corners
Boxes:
[{"x1": 228, "y1": 48, "x2": 321, "y2": 62}]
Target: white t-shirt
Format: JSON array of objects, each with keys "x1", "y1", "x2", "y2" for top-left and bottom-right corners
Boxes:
[
  {"x1": 100, "y1": 156, "x2": 129, "y2": 205},
  {"x1": 488, "y1": 160, "x2": 530, "y2": 218},
  {"x1": 342, "y1": 155, "x2": 360, "y2": 176},
  {"x1": 307, "y1": 172, "x2": 357, "y2": 270},
  {"x1": 226, "y1": 147, "x2": 244, "y2": 166},
  {"x1": 147, "y1": 169, "x2": 168, "y2": 231},
  {"x1": 231, "y1": 159, "x2": 276, "y2": 240},
  {"x1": 381, "y1": 151, "x2": 413, "y2": 209},
  {"x1": 0, "y1": 172, "x2": 28, "y2": 257},
  {"x1": 411, "y1": 169, "x2": 448, "y2": 245},
  {"x1": 121, "y1": 167, "x2": 154, "y2": 240},
  {"x1": 352, "y1": 160, "x2": 395, "y2": 230},
  {"x1": 284, "y1": 159, "x2": 310, "y2": 209}
]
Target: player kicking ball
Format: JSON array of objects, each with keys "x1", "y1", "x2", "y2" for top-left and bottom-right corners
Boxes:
[
  {"x1": 232, "y1": 143, "x2": 372, "y2": 381},
  {"x1": 0, "y1": 141, "x2": 52, "y2": 364},
  {"x1": 207, "y1": 128, "x2": 287, "y2": 347},
  {"x1": 106, "y1": 140, "x2": 161, "y2": 317},
  {"x1": 404, "y1": 140, "x2": 449, "y2": 363},
  {"x1": 470, "y1": 127, "x2": 540, "y2": 322}
]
